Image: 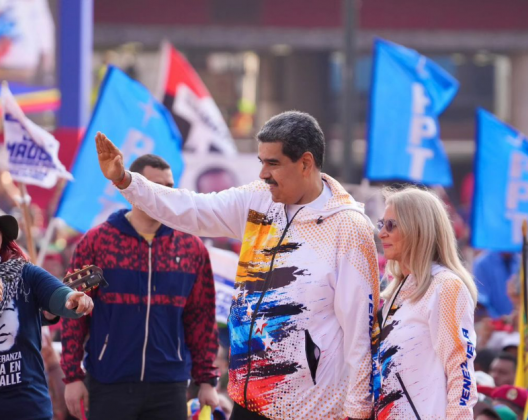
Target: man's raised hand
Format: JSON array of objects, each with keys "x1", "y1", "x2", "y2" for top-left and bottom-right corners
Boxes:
[{"x1": 95, "y1": 132, "x2": 125, "y2": 182}]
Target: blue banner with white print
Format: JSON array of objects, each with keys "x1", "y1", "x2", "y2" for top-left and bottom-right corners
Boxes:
[
  {"x1": 472, "y1": 108, "x2": 528, "y2": 251},
  {"x1": 56, "y1": 66, "x2": 184, "y2": 233},
  {"x1": 365, "y1": 38, "x2": 458, "y2": 186}
]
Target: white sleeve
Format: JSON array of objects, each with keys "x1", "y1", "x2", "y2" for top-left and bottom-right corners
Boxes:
[
  {"x1": 119, "y1": 171, "x2": 254, "y2": 240},
  {"x1": 334, "y1": 214, "x2": 379, "y2": 419},
  {"x1": 428, "y1": 278, "x2": 477, "y2": 420}
]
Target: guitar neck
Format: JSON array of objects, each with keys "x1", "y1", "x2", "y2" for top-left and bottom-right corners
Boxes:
[{"x1": 63, "y1": 266, "x2": 108, "y2": 292}]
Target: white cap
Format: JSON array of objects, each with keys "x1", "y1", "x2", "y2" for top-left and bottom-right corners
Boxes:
[
  {"x1": 475, "y1": 370, "x2": 495, "y2": 387},
  {"x1": 501, "y1": 332, "x2": 520, "y2": 350}
]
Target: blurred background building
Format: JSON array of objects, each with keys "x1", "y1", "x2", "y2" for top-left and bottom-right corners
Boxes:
[
  {"x1": 78, "y1": 0, "x2": 528, "y2": 197},
  {"x1": 4, "y1": 0, "x2": 528, "y2": 201}
]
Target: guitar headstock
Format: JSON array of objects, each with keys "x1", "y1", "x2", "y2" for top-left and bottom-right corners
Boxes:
[{"x1": 63, "y1": 265, "x2": 108, "y2": 292}]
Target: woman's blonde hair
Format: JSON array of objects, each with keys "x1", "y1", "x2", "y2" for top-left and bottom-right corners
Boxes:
[{"x1": 381, "y1": 186, "x2": 477, "y2": 306}]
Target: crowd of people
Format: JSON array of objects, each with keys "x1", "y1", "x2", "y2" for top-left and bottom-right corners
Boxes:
[{"x1": 0, "y1": 110, "x2": 526, "y2": 419}]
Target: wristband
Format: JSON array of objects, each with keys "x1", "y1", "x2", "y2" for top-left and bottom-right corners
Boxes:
[
  {"x1": 198, "y1": 377, "x2": 219, "y2": 387},
  {"x1": 113, "y1": 171, "x2": 128, "y2": 187}
]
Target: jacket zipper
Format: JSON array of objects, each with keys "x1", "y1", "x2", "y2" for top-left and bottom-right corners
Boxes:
[
  {"x1": 395, "y1": 372, "x2": 421, "y2": 420},
  {"x1": 243, "y1": 207, "x2": 303, "y2": 406},
  {"x1": 177, "y1": 336, "x2": 182, "y2": 361},
  {"x1": 140, "y1": 244, "x2": 153, "y2": 381},
  {"x1": 98, "y1": 334, "x2": 109, "y2": 361}
]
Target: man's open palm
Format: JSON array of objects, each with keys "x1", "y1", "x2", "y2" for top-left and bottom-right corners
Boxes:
[{"x1": 95, "y1": 132, "x2": 125, "y2": 181}]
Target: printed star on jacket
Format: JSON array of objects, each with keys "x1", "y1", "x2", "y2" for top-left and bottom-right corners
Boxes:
[
  {"x1": 246, "y1": 301, "x2": 253, "y2": 318},
  {"x1": 232, "y1": 287, "x2": 241, "y2": 301},
  {"x1": 255, "y1": 317, "x2": 268, "y2": 335},
  {"x1": 262, "y1": 333, "x2": 274, "y2": 351}
]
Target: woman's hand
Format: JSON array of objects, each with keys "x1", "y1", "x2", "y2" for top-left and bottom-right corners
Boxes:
[{"x1": 66, "y1": 292, "x2": 94, "y2": 315}]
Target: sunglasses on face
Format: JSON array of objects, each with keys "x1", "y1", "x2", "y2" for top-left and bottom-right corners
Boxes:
[{"x1": 377, "y1": 218, "x2": 398, "y2": 233}]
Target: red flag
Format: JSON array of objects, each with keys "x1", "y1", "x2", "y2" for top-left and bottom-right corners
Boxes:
[{"x1": 158, "y1": 42, "x2": 237, "y2": 155}]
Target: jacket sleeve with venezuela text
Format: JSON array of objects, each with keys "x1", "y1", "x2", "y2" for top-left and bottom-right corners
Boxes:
[{"x1": 429, "y1": 277, "x2": 477, "y2": 419}]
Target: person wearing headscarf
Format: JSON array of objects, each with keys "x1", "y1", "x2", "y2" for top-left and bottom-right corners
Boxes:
[{"x1": 0, "y1": 215, "x2": 93, "y2": 420}]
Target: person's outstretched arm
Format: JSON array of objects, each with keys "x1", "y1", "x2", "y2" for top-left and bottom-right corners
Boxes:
[
  {"x1": 95, "y1": 132, "x2": 253, "y2": 240},
  {"x1": 26, "y1": 264, "x2": 93, "y2": 319}
]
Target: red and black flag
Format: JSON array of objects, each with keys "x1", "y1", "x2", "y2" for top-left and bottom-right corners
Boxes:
[{"x1": 158, "y1": 42, "x2": 237, "y2": 155}]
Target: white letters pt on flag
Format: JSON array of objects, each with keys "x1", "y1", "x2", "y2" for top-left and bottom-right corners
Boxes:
[{"x1": 1, "y1": 82, "x2": 72, "y2": 188}]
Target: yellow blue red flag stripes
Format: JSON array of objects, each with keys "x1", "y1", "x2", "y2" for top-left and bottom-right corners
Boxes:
[{"x1": 515, "y1": 220, "x2": 528, "y2": 420}]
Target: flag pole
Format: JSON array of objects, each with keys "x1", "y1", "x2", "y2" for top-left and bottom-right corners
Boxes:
[
  {"x1": 522, "y1": 221, "x2": 528, "y2": 420},
  {"x1": 35, "y1": 178, "x2": 68, "y2": 267},
  {"x1": 18, "y1": 183, "x2": 37, "y2": 263},
  {"x1": 341, "y1": 0, "x2": 358, "y2": 183},
  {"x1": 36, "y1": 217, "x2": 58, "y2": 267},
  {"x1": 522, "y1": 221, "x2": 528, "y2": 323},
  {"x1": 1, "y1": 80, "x2": 36, "y2": 263}
]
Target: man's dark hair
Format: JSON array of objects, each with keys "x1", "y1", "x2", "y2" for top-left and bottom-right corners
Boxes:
[
  {"x1": 129, "y1": 154, "x2": 170, "y2": 174},
  {"x1": 257, "y1": 111, "x2": 325, "y2": 169},
  {"x1": 495, "y1": 352, "x2": 517, "y2": 369},
  {"x1": 478, "y1": 407, "x2": 500, "y2": 420}
]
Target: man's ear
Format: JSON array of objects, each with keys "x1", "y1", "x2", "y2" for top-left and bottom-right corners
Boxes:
[{"x1": 300, "y1": 152, "x2": 315, "y2": 174}]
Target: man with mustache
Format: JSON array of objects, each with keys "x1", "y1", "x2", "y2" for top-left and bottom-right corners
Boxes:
[{"x1": 96, "y1": 111, "x2": 379, "y2": 420}]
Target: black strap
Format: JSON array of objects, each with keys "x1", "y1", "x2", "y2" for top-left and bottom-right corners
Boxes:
[
  {"x1": 375, "y1": 275, "x2": 410, "y2": 420},
  {"x1": 381, "y1": 275, "x2": 408, "y2": 330}
]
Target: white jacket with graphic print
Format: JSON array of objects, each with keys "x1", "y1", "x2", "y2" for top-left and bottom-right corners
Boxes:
[
  {"x1": 120, "y1": 172, "x2": 379, "y2": 420},
  {"x1": 373, "y1": 264, "x2": 477, "y2": 420}
]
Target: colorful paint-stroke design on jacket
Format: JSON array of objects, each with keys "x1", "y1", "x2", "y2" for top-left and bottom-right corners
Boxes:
[
  {"x1": 228, "y1": 208, "x2": 308, "y2": 411},
  {"x1": 372, "y1": 300, "x2": 404, "y2": 418}
]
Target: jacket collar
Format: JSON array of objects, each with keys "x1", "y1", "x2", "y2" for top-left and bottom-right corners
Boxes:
[{"x1": 106, "y1": 209, "x2": 172, "y2": 238}]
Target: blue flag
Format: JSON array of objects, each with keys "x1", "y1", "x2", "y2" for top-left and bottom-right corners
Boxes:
[
  {"x1": 56, "y1": 66, "x2": 184, "y2": 233},
  {"x1": 365, "y1": 39, "x2": 458, "y2": 186},
  {"x1": 472, "y1": 109, "x2": 528, "y2": 251}
]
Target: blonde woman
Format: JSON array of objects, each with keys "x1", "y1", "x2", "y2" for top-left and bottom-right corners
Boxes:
[{"x1": 372, "y1": 187, "x2": 478, "y2": 419}]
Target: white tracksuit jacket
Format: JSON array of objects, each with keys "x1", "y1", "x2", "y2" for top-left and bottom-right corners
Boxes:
[
  {"x1": 120, "y1": 172, "x2": 380, "y2": 419},
  {"x1": 372, "y1": 265, "x2": 477, "y2": 419}
]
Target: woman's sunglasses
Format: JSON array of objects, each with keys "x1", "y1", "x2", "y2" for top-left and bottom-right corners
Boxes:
[{"x1": 377, "y1": 218, "x2": 398, "y2": 233}]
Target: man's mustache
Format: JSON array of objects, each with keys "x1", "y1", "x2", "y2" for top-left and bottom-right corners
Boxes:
[{"x1": 264, "y1": 179, "x2": 278, "y2": 186}]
